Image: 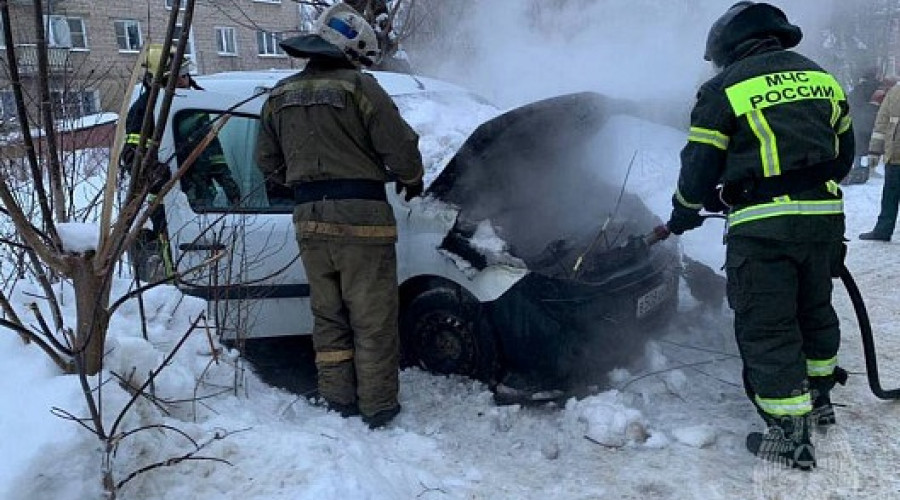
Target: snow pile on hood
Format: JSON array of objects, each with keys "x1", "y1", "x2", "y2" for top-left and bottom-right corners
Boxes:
[
  {"x1": 393, "y1": 91, "x2": 500, "y2": 185},
  {"x1": 468, "y1": 219, "x2": 526, "y2": 268}
]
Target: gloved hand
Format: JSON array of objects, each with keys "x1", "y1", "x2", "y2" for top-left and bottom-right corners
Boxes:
[
  {"x1": 666, "y1": 205, "x2": 704, "y2": 235},
  {"x1": 396, "y1": 180, "x2": 424, "y2": 202},
  {"x1": 866, "y1": 154, "x2": 881, "y2": 168},
  {"x1": 649, "y1": 224, "x2": 672, "y2": 243}
]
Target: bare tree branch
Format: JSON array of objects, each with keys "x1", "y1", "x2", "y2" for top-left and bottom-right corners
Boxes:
[
  {"x1": 0, "y1": 0, "x2": 59, "y2": 246},
  {"x1": 109, "y1": 312, "x2": 206, "y2": 439},
  {"x1": 116, "y1": 428, "x2": 239, "y2": 491},
  {"x1": 27, "y1": 302, "x2": 74, "y2": 355},
  {"x1": 0, "y1": 317, "x2": 71, "y2": 370},
  {"x1": 107, "y1": 250, "x2": 226, "y2": 316},
  {"x1": 30, "y1": 0, "x2": 67, "y2": 226},
  {"x1": 50, "y1": 405, "x2": 103, "y2": 436}
]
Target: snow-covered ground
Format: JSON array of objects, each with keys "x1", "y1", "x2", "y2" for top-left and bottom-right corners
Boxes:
[
  {"x1": 1, "y1": 152, "x2": 898, "y2": 499},
  {"x1": 0, "y1": 1, "x2": 895, "y2": 493}
]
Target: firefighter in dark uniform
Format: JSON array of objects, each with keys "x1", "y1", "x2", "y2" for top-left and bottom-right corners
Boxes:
[
  {"x1": 124, "y1": 45, "x2": 242, "y2": 280},
  {"x1": 663, "y1": 2, "x2": 853, "y2": 469},
  {"x1": 122, "y1": 44, "x2": 182, "y2": 279},
  {"x1": 174, "y1": 110, "x2": 242, "y2": 209},
  {"x1": 256, "y1": 3, "x2": 425, "y2": 429}
]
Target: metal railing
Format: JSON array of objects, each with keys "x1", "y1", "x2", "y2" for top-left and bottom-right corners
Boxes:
[{"x1": 12, "y1": 44, "x2": 71, "y2": 75}]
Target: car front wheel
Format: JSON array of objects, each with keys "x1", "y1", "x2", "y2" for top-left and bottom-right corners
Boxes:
[{"x1": 399, "y1": 286, "x2": 497, "y2": 383}]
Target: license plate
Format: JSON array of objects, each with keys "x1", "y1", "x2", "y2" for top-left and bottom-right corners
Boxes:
[{"x1": 636, "y1": 282, "x2": 669, "y2": 318}]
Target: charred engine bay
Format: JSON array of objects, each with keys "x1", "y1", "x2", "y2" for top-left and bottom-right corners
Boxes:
[{"x1": 430, "y1": 91, "x2": 667, "y2": 283}]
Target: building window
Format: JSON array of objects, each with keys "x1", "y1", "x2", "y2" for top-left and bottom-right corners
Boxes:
[
  {"x1": 256, "y1": 31, "x2": 284, "y2": 56},
  {"x1": 173, "y1": 24, "x2": 194, "y2": 54},
  {"x1": 173, "y1": 24, "x2": 197, "y2": 72},
  {"x1": 299, "y1": 5, "x2": 317, "y2": 32},
  {"x1": 164, "y1": 0, "x2": 186, "y2": 10},
  {"x1": 114, "y1": 20, "x2": 142, "y2": 52},
  {"x1": 215, "y1": 27, "x2": 237, "y2": 55},
  {"x1": 46, "y1": 15, "x2": 89, "y2": 50},
  {"x1": 0, "y1": 90, "x2": 15, "y2": 120},
  {"x1": 50, "y1": 89, "x2": 99, "y2": 119},
  {"x1": 0, "y1": 15, "x2": 5, "y2": 49}
]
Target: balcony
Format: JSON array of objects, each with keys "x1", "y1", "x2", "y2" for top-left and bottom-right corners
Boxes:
[{"x1": 12, "y1": 44, "x2": 71, "y2": 76}]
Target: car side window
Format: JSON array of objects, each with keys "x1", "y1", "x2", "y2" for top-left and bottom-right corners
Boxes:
[{"x1": 172, "y1": 110, "x2": 293, "y2": 212}]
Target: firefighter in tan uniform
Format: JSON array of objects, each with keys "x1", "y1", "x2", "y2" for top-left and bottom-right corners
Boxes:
[{"x1": 256, "y1": 3, "x2": 424, "y2": 429}]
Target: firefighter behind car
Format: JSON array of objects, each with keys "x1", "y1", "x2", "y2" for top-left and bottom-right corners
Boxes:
[
  {"x1": 255, "y1": 3, "x2": 425, "y2": 429},
  {"x1": 124, "y1": 45, "x2": 242, "y2": 279},
  {"x1": 173, "y1": 108, "x2": 242, "y2": 209},
  {"x1": 664, "y1": 2, "x2": 853, "y2": 469},
  {"x1": 122, "y1": 44, "x2": 185, "y2": 279}
]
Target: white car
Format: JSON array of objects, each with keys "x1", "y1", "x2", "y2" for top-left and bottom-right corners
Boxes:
[{"x1": 134, "y1": 69, "x2": 681, "y2": 401}]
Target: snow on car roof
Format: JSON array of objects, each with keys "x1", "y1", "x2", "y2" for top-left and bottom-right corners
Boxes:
[
  {"x1": 193, "y1": 69, "x2": 470, "y2": 98},
  {"x1": 187, "y1": 69, "x2": 501, "y2": 185}
]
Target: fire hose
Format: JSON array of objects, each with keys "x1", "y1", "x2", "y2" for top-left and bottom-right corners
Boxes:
[{"x1": 648, "y1": 221, "x2": 900, "y2": 400}]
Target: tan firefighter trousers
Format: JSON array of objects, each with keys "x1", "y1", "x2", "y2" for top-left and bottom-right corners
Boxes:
[{"x1": 299, "y1": 238, "x2": 400, "y2": 417}]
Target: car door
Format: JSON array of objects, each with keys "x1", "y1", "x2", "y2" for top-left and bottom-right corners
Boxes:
[{"x1": 161, "y1": 91, "x2": 312, "y2": 340}]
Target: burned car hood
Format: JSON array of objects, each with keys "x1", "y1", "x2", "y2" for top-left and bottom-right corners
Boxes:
[{"x1": 428, "y1": 92, "x2": 671, "y2": 282}]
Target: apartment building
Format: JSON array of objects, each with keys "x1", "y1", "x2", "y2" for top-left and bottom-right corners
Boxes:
[{"x1": 0, "y1": 0, "x2": 315, "y2": 122}]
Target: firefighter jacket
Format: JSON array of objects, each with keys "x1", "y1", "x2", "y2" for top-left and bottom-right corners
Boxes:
[
  {"x1": 125, "y1": 90, "x2": 150, "y2": 151},
  {"x1": 256, "y1": 61, "x2": 425, "y2": 244},
  {"x1": 123, "y1": 90, "x2": 151, "y2": 176},
  {"x1": 674, "y1": 39, "x2": 854, "y2": 242},
  {"x1": 123, "y1": 90, "x2": 170, "y2": 196},
  {"x1": 868, "y1": 83, "x2": 900, "y2": 164},
  {"x1": 174, "y1": 111, "x2": 241, "y2": 206}
]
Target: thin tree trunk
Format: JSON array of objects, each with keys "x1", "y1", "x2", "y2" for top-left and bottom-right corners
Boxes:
[
  {"x1": 31, "y1": 0, "x2": 68, "y2": 225},
  {"x1": 69, "y1": 255, "x2": 110, "y2": 375},
  {"x1": 0, "y1": 0, "x2": 58, "y2": 244}
]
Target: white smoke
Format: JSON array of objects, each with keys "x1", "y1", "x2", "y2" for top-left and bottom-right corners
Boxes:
[{"x1": 414, "y1": 0, "x2": 839, "y2": 109}]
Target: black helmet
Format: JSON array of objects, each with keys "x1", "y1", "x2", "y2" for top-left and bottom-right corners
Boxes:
[{"x1": 704, "y1": 2, "x2": 802, "y2": 67}]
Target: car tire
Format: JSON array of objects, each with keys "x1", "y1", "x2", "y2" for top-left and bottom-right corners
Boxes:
[{"x1": 399, "y1": 286, "x2": 497, "y2": 383}]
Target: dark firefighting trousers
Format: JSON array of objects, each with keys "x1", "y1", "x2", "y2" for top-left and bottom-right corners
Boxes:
[
  {"x1": 725, "y1": 236, "x2": 843, "y2": 420},
  {"x1": 870, "y1": 164, "x2": 900, "y2": 237},
  {"x1": 299, "y1": 238, "x2": 400, "y2": 418}
]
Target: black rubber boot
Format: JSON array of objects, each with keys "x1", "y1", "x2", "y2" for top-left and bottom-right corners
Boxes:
[
  {"x1": 327, "y1": 400, "x2": 360, "y2": 418},
  {"x1": 311, "y1": 397, "x2": 360, "y2": 418},
  {"x1": 746, "y1": 414, "x2": 816, "y2": 471},
  {"x1": 362, "y1": 404, "x2": 401, "y2": 429},
  {"x1": 840, "y1": 166, "x2": 869, "y2": 185},
  {"x1": 861, "y1": 163, "x2": 900, "y2": 241},
  {"x1": 811, "y1": 393, "x2": 836, "y2": 428},
  {"x1": 859, "y1": 231, "x2": 891, "y2": 241},
  {"x1": 809, "y1": 367, "x2": 848, "y2": 431}
]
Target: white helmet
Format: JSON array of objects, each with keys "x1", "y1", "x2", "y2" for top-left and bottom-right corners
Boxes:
[{"x1": 315, "y1": 3, "x2": 380, "y2": 67}]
